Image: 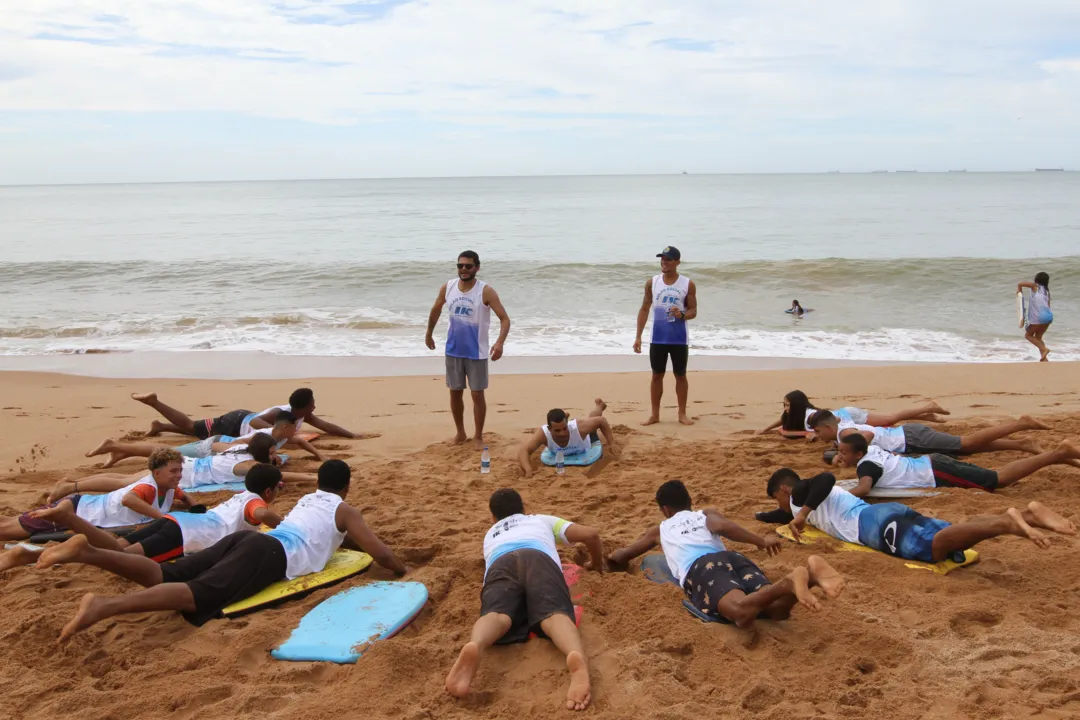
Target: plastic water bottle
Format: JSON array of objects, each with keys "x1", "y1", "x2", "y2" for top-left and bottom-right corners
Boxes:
[
  {"x1": 555, "y1": 450, "x2": 565, "y2": 475},
  {"x1": 666, "y1": 306, "x2": 678, "y2": 323},
  {"x1": 480, "y1": 447, "x2": 490, "y2": 474}
]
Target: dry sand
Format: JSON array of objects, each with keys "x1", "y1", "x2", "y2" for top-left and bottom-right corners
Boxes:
[{"x1": 2, "y1": 361, "x2": 1080, "y2": 719}]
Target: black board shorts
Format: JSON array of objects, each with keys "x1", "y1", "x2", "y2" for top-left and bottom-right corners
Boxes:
[
  {"x1": 481, "y1": 548, "x2": 575, "y2": 644},
  {"x1": 649, "y1": 343, "x2": 689, "y2": 376},
  {"x1": 193, "y1": 409, "x2": 251, "y2": 440},
  {"x1": 160, "y1": 531, "x2": 286, "y2": 626},
  {"x1": 123, "y1": 517, "x2": 185, "y2": 562},
  {"x1": 930, "y1": 454, "x2": 999, "y2": 491},
  {"x1": 682, "y1": 551, "x2": 771, "y2": 624}
]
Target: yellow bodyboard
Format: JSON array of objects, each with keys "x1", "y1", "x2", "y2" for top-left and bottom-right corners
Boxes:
[
  {"x1": 221, "y1": 549, "x2": 374, "y2": 617},
  {"x1": 776, "y1": 525, "x2": 978, "y2": 575}
]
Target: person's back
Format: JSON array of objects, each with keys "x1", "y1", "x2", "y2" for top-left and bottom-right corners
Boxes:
[
  {"x1": 658, "y1": 508, "x2": 726, "y2": 584},
  {"x1": 267, "y1": 489, "x2": 346, "y2": 579},
  {"x1": 860, "y1": 445, "x2": 934, "y2": 489},
  {"x1": 787, "y1": 483, "x2": 867, "y2": 544},
  {"x1": 482, "y1": 510, "x2": 571, "y2": 573},
  {"x1": 77, "y1": 476, "x2": 177, "y2": 528}
]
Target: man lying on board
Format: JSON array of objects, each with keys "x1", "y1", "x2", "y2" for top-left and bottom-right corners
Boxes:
[
  {"x1": 132, "y1": 387, "x2": 374, "y2": 440},
  {"x1": 606, "y1": 480, "x2": 845, "y2": 626},
  {"x1": 517, "y1": 399, "x2": 619, "y2": 477},
  {"x1": 445, "y1": 488, "x2": 603, "y2": 711},
  {"x1": 0, "y1": 464, "x2": 285, "y2": 574},
  {"x1": 0, "y1": 448, "x2": 193, "y2": 545},
  {"x1": 763, "y1": 469, "x2": 1076, "y2": 563},
  {"x1": 836, "y1": 433, "x2": 1080, "y2": 497},
  {"x1": 37, "y1": 460, "x2": 406, "y2": 640}
]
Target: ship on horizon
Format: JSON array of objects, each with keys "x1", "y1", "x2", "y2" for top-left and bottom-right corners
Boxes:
[{"x1": 1035, "y1": 168, "x2": 1064, "y2": 172}]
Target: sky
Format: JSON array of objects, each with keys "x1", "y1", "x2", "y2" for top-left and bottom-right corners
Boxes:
[{"x1": 1, "y1": 0, "x2": 1079, "y2": 184}]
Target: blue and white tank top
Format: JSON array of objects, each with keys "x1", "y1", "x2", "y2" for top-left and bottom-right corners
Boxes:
[
  {"x1": 542, "y1": 419, "x2": 592, "y2": 455},
  {"x1": 444, "y1": 279, "x2": 491, "y2": 360},
  {"x1": 1028, "y1": 286, "x2": 1053, "y2": 325},
  {"x1": 267, "y1": 490, "x2": 346, "y2": 579},
  {"x1": 658, "y1": 510, "x2": 725, "y2": 584},
  {"x1": 650, "y1": 275, "x2": 690, "y2": 346}
]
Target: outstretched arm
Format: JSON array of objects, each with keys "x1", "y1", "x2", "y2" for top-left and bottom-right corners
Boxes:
[
  {"x1": 425, "y1": 284, "x2": 448, "y2": 350},
  {"x1": 247, "y1": 409, "x2": 281, "y2": 431},
  {"x1": 336, "y1": 503, "x2": 407, "y2": 575},
  {"x1": 484, "y1": 285, "x2": 511, "y2": 361},
  {"x1": 518, "y1": 430, "x2": 546, "y2": 477},
  {"x1": 305, "y1": 415, "x2": 359, "y2": 439},
  {"x1": 606, "y1": 525, "x2": 661, "y2": 568},
  {"x1": 759, "y1": 417, "x2": 783, "y2": 434},
  {"x1": 279, "y1": 471, "x2": 319, "y2": 485},
  {"x1": 704, "y1": 508, "x2": 781, "y2": 555},
  {"x1": 564, "y1": 523, "x2": 604, "y2": 573},
  {"x1": 292, "y1": 436, "x2": 324, "y2": 460}
]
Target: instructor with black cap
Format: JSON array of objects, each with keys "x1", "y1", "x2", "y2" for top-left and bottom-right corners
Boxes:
[{"x1": 633, "y1": 246, "x2": 697, "y2": 426}]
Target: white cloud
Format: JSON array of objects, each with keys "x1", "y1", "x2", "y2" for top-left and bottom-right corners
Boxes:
[{"x1": 0, "y1": 1, "x2": 1078, "y2": 181}]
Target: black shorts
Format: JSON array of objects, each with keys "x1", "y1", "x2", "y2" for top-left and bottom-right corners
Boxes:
[
  {"x1": 481, "y1": 549, "x2": 575, "y2": 645},
  {"x1": 159, "y1": 531, "x2": 286, "y2": 626},
  {"x1": 123, "y1": 517, "x2": 185, "y2": 562},
  {"x1": 930, "y1": 454, "x2": 999, "y2": 492},
  {"x1": 649, "y1": 343, "x2": 689, "y2": 376},
  {"x1": 682, "y1": 551, "x2": 771, "y2": 624},
  {"x1": 193, "y1": 409, "x2": 251, "y2": 440}
]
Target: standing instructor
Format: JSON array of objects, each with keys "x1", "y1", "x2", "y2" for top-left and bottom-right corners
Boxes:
[
  {"x1": 633, "y1": 246, "x2": 696, "y2": 426},
  {"x1": 426, "y1": 251, "x2": 511, "y2": 449}
]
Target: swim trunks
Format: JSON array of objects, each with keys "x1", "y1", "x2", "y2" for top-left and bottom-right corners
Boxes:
[
  {"x1": 480, "y1": 548, "x2": 575, "y2": 644},
  {"x1": 17, "y1": 495, "x2": 84, "y2": 535},
  {"x1": 123, "y1": 517, "x2": 185, "y2": 562},
  {"x1": 193, "y1": 409, "x2": 251, "y2": 441},
  {"x1": 929, "y1": 454, "x2": 999, "y2": 491},
  {"x1": 445, "y1": 356, "x2": 489, "y2": 391},
  {"x1": 903, "y1": 425, "x2": 963, "y2": 455},
  {"x1": 681, "y1": 551, "x2": 771, "y2": 623},
  {"x1": 856, "y1": 502, "x2": 953, "y2": 563},
  {"x1": 649, "y1": 343, "x2": 689, "y2": 376}
]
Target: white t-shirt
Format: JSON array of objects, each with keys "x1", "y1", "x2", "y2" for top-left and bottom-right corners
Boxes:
[
  {"x1": 235, "y1": 428, "x2": 287, "y2": 449},
  {"x1": 267, "y1": 490, "x2": 347, "y2": 579},
  {"x1": 482, "y1": 513, "x2": 572, "y2": 574},
  {"x1": 857, "y1": 445, "x2": 935, "y2": 489},
  {"x1": 789, "y1": 486, "x2": 867, "y2": 544},
  {"x1": 842, "y1": 423, "x2": 906, "y2": 453},
  {"x1": 180, "y1": 450, "x2": 252, "y2": 489},
  {"x1": 239, "y1": 405, "x2": 303, "y2": 437},
  {"x1": 803, "y1": 408, "x2": 817, "y2": 432},
  {"x1": 658, "y1": 510, "x2": 726, "y2": 584},
  {"x1": 167, "y1": 490, "x2": 267, "y2": 554},
  {"x1": 76, "y1": 476, "x2": 178, "y2": 528}
]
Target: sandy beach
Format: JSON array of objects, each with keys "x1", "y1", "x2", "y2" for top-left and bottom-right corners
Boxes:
[{"x1": 3, "y1": 360, "x2": 1080, "y2": 719}]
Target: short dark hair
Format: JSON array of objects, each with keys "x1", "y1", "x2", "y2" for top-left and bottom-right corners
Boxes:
[
  {"x1": 840, "y1": 433, "x2": 869, "y2": 454},
  {"x1": 148, "y1": 447, "x2": 182, "y2": 471},
  {"x1": 458, "y1": 250, "x2": 480, "y2": 266},
  {"x1": 317, "y1": 459, "x2": 351, "y2": 492},
  {"x1": 767, "y1": 468, "x2": 800, "y2": 496},
  {"x1": 245, "y1": 432, "x2": 275, "y2": 463},
  {"x1": 244, "y1": 463, "x2": 282, "y2": 495},
  {"x1": 489, "y1": 488, "x2": 525, "y2": 520},
  {"x1": 807, "y1": 410, "x2": 836, "y2": 429},
  {"x1": 546, "y1": 408, "x2": 568, "y2": 425},
  {"x1": 274, "y1": 409, "x2": 297, "y2": 426},
  {"x1": 655, "y1": 479, "x2": 692, "y2": 512},
  {"x1": 289, "y1": 388, "x2": 314, "y2": 411}
]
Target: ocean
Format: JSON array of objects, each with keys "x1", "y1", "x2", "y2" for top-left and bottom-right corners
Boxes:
[{"x1": 0, "y1": 173, "x2": 1076, "y2": 363}]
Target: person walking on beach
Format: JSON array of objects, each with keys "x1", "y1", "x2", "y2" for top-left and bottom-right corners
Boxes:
[
  {"x1": 1018, "y1": 272, "x2": 1053, "y2": 362},
  {"x1": 633, "y1": 246, "x2": 696, "y2": 426},
  {"x1": 426, "y1": 251, "x2": 511, "y2": 449}
]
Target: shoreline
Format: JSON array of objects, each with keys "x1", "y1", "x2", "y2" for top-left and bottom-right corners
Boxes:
[{"x1": 0, "y1": 351, "x2": 923, "y2": 380}]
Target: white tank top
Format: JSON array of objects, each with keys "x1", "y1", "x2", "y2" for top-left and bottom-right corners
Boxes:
[
  {"x1": 658, "y1": 509, "x2": 726, "y2": 584},
  {"x1": 181, "y1": 450, "x2": 251, "y2": 489},
  {"x1": 444, "y1": 279, "x2": 491, "y2": 360},
  {"x1": 240, "y1": 404, "x2": 303, "y2": 436},
  {"x1": 267, "y1": 490, "x2": 347, "y2": 579},
  {"x1": 76, "y1": 476, "x2": 176, "y2": 528},
  {"x1": 650, "y1": 274, "x2": 690, "y2": 346},
  {"x1": 168, "y1": 490, "x2": 264, "y2": 554},
  {"x1": 541, "y1": 419, "x2": 592, "y2": 455}
]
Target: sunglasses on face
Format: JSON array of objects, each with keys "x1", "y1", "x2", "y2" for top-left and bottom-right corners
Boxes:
[{"x1": 457, "y1": 263, "x2": 475, "y2": 270}]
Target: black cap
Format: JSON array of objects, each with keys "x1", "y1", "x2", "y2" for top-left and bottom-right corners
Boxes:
[{"x1": 656, "y1": 246, "x2": 681, "y2": 260}]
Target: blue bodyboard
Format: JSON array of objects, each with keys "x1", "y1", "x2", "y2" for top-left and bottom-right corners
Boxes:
[
  {"x1": 541, "y1": 443, "x2": 603, "y2": 467},
  {"x1": 185, "y1": 482, "x2": 246, "y2": 495},
  {"x1": 272, "y1": 581, "x2": 428, "y2": 663}
]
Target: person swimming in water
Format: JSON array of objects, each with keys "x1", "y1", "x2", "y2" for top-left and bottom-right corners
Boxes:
[
  {"x1": 787, "y1": 300, "x2": 811, "y2": 315},
  {"x1": 758, "y1": 390, "x2": 950, "y2": 439},
  {"x1": 1018, "y1": 272, "x2": 1053, "y2": 362}
]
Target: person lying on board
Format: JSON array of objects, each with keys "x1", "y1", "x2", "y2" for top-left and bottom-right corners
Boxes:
[
  {"x1": 810, "y1": 410, "x2": 1046, "y2": 461},
  {"x1": 764, "y1": 469, "x2": 1076, "y2": 563},
  {"x1": 517, "y1": 399, "x2": 619, "y2": 477},
  {"x1": 132, "y1": 387, "x2": 375, "y2": 440},
  {"x1": 0, "y1": 463, "x2": 284, "y2": 573},
  {"x1": 49, "y1": 432, "x2": 315, "y2": 502},
  {"x1": 445, "y1": 488, "x2": 603, "y2": 711},
  {"x1": 758, "y1": 389, "x2": 950, "y2": 439},
  {"x1": 0, "y1": 448, "x2": 193, "y2": 546},
  {"x1": 38, "y1": 460, "x2": 406, "y2": 641},
  {"x1": 605, "y1": 479, "x2": 845, "y2": 626},
  {"x1": 836, "y1": 433, "x2": 1080, "y2": 496}
]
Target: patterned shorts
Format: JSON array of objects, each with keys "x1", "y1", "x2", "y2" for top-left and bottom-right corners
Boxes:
[{"x1": 681, "y1": 551, "x2": 771, "y2": 622}]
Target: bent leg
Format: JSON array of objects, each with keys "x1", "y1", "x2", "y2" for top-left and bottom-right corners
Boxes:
[
  {"x1": 866, "y1": 401, "x2": 950, "y2": 427},
  {"x1": 28, "y1": 500, "x2": 124, "y2": 551},
  {"x1": 716, "y1": 569, "x2": 818, "y2": 628},
  {"x1": 445, "y1": 612, "x2": 513, "y2": 699},
  {"x1": 930, "y1": 509, "x2": 1050, "y2": 561},
  {"x1": 60, "y1": 584, "x2": 196, "y2": 641},
  {"x1": 539, "y1": 612, "x2": 592, "y2": 711},
  {"x1": 132, "y1": 393, "x2": 198, "y2": 436},
  {"x1": 587, "y1": 398, "x2": 606, "y2": 418},
  {"x1": 959, "y1": 416, "x2": 1048, "y2": 453},
  {"x1": 37, "y1": 535, "x2": 165, "y2": 587},
  {"x1": 995, "y1": 442, "x2": 1080, "y2": 487}
]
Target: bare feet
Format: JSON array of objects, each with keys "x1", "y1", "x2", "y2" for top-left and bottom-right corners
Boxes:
[
  {"x1": 640, "y1": 416, "x2": 660, "y2": 427},
  {"x1": 1019, "y1": 415, "x2": 1051, "y2": 431},
  {"x1": 807, "y1": 555, "x2": 845, "y2": 599},
  {"x1": 1018, "y1": 438, "x2": 1044, "y2": 455},
  {"x1": 445, "y1": 642, "x2": 480, "y2": 699},
  {"x1": 789, "y1": 566, "x2": 820, "y2": 611},
  {"x1": 1056, "y1": 440, "x2": 1080, "y2": 461},
  {"x1": 147, "y1": 420, "x2": 165, "y2": 438},
  {"x1": 594, "y1": 398, "x2": 607, "y2": 413},
  {"x1": 1040, "y1": 349, "x2": 1050, "y2": 362},
  {"x1": 131, "y1": 392, "x2": 157, "y2": 405},
  {"x1": 48, "y1": 479, "x2": 77, "y2": 504},
  {"x1": 1005, "y1": 507, "x2": 1051, "y2": 550},
  {"x1": 1025, "y1": 501, "x2": 1077, "y2": 536},
  {"x1": 678, "y1": 413, "x2": 695, "y2": 426},
  {"x1": 29, "y1": 498, "x2": 75, "y2": 525},
  {"x1": 60, "y1": 592, "x2": 108, "y2": 642},
  {"x1": 449, "y1": 432, "x2": 468, "y2": 446},
  {"x1": 565, "y1": 650, "x2": 592, "y2": 711},
  {"x1": 472, "y1": 437, "x2": 485, "y2": 451},
  {"x1": 922, "y1": 414, "x2": 950, "y2": 424},
  {"x1": 0, "y1": 544, "x2": 43, "y2": 574},
  {"x1": 926, "y1": 401, "x2": 950, "y2": 416},
  {"x1": 37, "y1": 533, "x2": 91, "y2": 570}
]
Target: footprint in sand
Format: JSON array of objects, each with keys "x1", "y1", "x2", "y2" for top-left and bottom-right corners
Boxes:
[{"x1": 949, "y1": 610, "x2": 1002, "y2": 637}]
